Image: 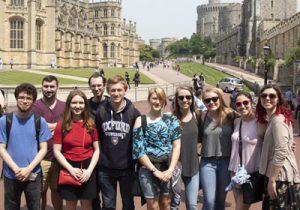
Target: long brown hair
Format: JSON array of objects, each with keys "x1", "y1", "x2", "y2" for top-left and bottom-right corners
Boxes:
[
  {"x1": 202, "y1": 87, "x2": 233, "y2": 127},
  {"x1": 62, "y1": 89, "x2": 94, "y2": 132},
  {"x1": 173, "y1": 86, "x2": 195, "y2": 121}
]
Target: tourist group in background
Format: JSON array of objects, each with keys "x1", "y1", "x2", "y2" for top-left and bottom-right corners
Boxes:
[{"x1": 0, "y1": 71, "x2": 299, "y2": 210}]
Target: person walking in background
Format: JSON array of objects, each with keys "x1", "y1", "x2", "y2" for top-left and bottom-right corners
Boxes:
[
  {"x1": 9, "y1": 58, "x2": 13, "y2": 69},
  {"x1": 285, "y1": 88, "x2": 294, "y2": 111},
  {"x1": 171, "y1": 86, "x2": 200, "y2": 210},
  {"x1": 132, "y1": 87, "x2": 181, "y2": 210},
  {"x1": 32, "y1": 75, "x2": 65, "y2": 210},
  {"x1": 53, "y1": 89, "x2": 99, "y2": 210},
  {"x1": 0, "y1": 83, "x2": 52, "y2": 210},
  {"x1": 0, "y1": 58, "x2": 3, "y2": 70},
  {"x1": 125, "y1": 71, "x2": 131, "y2": 89},
  {"x1": 256, "y1": 84, "x2": 300, "y2": 210},
  {"x1": 99, "y1": 69, "x2": 105, "y2": 78},
  {"x1": 228, "y1": 92, "x2": 266, "y2": 210},
  {"x1": 176, "y1": 64, "x2": 181, "y2": 75},
  {"x1": 133, "y1": 71, "x2": 140, "y2": 87},
  {"x1": 200, "y1": 87, "x2": 236, "y2": 210},
  {"x1": 95, "y1": 75, "x2": 140, "y2": 210}
]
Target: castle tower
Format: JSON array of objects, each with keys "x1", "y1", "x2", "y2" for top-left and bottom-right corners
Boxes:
[
  {"x1": 209, "y1": 0, "x2": 220, "y2": 4},
  {"x1": 240, "y1": 0, "x2": 297, "y2": 56}
]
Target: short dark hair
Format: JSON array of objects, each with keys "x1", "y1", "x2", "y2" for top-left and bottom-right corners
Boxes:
[
  {"x1": 88, "y1": 72, "x2": 106, "y2": 86},
  {"x1": 14, "y1": 83, "x2": 37, "y2": 101},
  {"x1": 42, "y1": 75, "x2": 59, "y2": 86}
]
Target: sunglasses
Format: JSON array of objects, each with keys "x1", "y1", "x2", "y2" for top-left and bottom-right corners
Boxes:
[
  {"x1": 203, "y1": 96, "x2": 219, "y2": 104},
  {"x1": 178, "y1": 95, "x2": 193, "y2": 101},
  {"x1": 261, "y1": 93, "x2": 277, "y2": 100},
  {"x1": 235, "y1": 100, "x2": 250, "y2": 108}
]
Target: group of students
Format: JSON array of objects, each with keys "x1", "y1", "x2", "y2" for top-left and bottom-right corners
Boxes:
[{"x1": 0, "y1": 72, "x2": 299, "y2": 210}]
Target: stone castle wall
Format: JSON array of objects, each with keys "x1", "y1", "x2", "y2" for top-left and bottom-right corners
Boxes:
[{"x1": 0, "y1": 0, "x2": 139, "y2": 69}]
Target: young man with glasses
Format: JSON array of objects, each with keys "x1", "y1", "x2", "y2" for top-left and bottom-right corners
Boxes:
[
  {"x1": 0, "y1": 83, "x2": 52, "y2": 210},
  {"x1": 32, "y1": 76, "x2": 65, "y2": 210}
]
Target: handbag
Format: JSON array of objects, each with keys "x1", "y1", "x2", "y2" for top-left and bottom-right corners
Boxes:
[
  {"x1": 58, "y1": 169, "x2": 82, "y2": 186},
  {"x1": 58, "y1": 128, "x2": 86, "y2": 186},
  {"x1": 238, "y1": 119, "x2": 264, "y2": 204}
]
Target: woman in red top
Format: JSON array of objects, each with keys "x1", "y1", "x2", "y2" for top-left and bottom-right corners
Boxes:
[{"x1": 53, "y1": 89, "x2": 99, "y2": 210}]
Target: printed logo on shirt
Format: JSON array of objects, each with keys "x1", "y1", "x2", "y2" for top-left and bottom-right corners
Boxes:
[{"x1": 102, "y1": 120, "x2": 130, "y2": 143}]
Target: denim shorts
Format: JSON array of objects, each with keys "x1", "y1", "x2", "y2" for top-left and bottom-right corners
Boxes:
[{"x1": 139, "y1": 167, "x2": 171, "y2": 199}]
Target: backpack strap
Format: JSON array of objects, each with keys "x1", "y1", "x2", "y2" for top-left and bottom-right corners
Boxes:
[
  {"x1": 5, "y1": 112, "x2": 13, "y2": 148},
  {"x1": 141, "y1": 115, "x2": 147, "y2": 137}
]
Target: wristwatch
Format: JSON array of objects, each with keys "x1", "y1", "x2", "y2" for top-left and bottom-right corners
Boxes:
[{"x1": 151, "y1": 167, "x2": 157, "y2": 173}]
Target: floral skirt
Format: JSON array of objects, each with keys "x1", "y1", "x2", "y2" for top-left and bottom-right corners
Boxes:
[{"x1": 262, "y1": 178, "x2": 300, "y2": 210}]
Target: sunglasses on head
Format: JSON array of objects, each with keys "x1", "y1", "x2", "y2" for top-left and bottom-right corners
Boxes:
[
  {"x1": 261, "y1": 93, "x2": 277, "y2": 100},
  {"x1": 178, "y1": 95, "x2": 193, "y2": 101},
  {"x1": 203, "y1": 96, "x2": 219, "y2": 104},
  {"x1": 235, "y1": 100, "x2": 250, "y2": 108}
]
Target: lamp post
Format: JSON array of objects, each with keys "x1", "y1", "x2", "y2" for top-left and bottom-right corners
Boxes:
[{"x1": 263, "y1": 44, "x2": 271, "y2": 85}]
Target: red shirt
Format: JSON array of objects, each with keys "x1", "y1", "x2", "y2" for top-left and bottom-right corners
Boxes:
[{"x1": 53, "y1": 121, "x2": 98, "y2": 161}]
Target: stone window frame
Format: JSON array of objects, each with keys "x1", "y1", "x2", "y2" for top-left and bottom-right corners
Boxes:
[
  {"x1": 111, "y1": 8, "x2": 115, "y2": 17},
  {"x1": 111, "y1": 24, "x2": 115, "y2": 36},
  {"x1": 36, "y1": 21, "x2": 42, "y2": 50},
  {"x1": 103, "y1": 43, "x2": 108, "y2": 58},
  {"x1": 36, "y1": 0, "x2": 41, "y2": 10},
  {"x1": 10, "y1": 18, "x2": 24, "y2": 49},
  {"x1": 10, "y1": 0, "x2": 24, "y2": 6},
  {"x1": 103, "y1": 24, "x2": 108, "y2": 36},
  {"x1": 103, "y1": 8, "x2": 108, "y2": 17},
  {"x1": 110, "y1": 43, "x2": 115, "y2": 58}
]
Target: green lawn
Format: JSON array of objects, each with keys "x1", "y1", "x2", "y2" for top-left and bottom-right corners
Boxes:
[
  {"x1": 0, "y1": 71, "x2": 86, "y2": 85},
  {"x1": 179, "y1": 62, "x2": 250, "y2": 92},
  {"x1": 42, "y1": 68, "x2": 155, "y2": 84}
]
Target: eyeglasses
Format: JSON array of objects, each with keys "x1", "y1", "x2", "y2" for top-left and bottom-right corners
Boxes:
[
  {"x1": 178, "y1": 95, "x2": 193, "y2": 101},
  {"x1": 17, "y1": 96, "x2": 33, "y2": 101},
  {"x1": 203, "y1": 96, "x2": 219, "y2": 104},
  {"x1": 261, "y1": 93, "x2": 277, "y2": 100},
  {"x1": 235, "y1": 100, "x2": 250, "y2": 108}
]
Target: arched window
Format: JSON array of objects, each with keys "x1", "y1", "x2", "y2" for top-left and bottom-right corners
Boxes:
[
  {"x1": 103, "y1": 43, "x2": 108, "y2": 58},
  {"x1": 36, "y1": 21, "x2": 42, "y2": 50},
  {"x1": 110, "y1": 43, "x2": 115, "y2": 58},
  {"x1": 36, "y1": 0, "x2": 41, "y2": 10},
  {"x1": 111, "y1": 8, "x2": 115, "y2": 17},
  {"x1": 103, "y1": 8, "x2": 108, "y2": 17},
  {"x1": 111, "y1": 24, "x2": 115, "y2": 36},
  {"x1": 103, "y1": 24, "x2": 108, "y2": 36},
  {"x1": 10, "y1": 19, "x2": 24, "y2": 48}
]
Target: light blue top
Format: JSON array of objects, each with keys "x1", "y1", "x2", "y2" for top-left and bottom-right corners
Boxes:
[
  {"x1": 132, "y1": 113, "x2": 181, "y2": 159},
  {"x1": 0, "y1": 113, "x2": 52, "y2": 179}
]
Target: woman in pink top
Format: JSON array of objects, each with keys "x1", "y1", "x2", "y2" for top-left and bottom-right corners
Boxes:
[{"x1": 229, "y1": 92, "x2": 266, "y2": 210}]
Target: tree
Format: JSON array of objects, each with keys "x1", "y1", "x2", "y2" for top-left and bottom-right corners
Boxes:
[{"x1": 139, "y1": 44, "x2": 160, "y2": 61}]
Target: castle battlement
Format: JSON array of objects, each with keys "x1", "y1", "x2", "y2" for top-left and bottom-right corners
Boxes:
[{"x1": 263, "y1": 11, "x2": 300, "y2": 39}]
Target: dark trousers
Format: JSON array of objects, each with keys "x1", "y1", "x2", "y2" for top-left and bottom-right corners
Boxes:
[
  {"x1": 4, "y1": 173, "x2": 41, "y2": 210},
  {"x1": 97, "y1": 167, "x2": 135, "y2": 210}
]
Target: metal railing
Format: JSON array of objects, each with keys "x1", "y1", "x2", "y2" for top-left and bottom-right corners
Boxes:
[{"x1": 1, "y1": 80, "x2": 193, "y2": 107}]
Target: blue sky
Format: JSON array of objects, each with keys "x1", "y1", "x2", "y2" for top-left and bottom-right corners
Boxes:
[{"x1": 122, "y1": 0, "x2": 300, "y2": 43}]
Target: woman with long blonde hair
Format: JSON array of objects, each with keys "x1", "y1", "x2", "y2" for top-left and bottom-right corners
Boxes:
[{"x1": 200, "y1": 87, "x2": 236, "y2": 210}]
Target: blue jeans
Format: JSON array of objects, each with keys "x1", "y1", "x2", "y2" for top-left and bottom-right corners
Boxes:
[
  {"x1": 200, "y1": 158, "x2": 230, "y2": 210},
  {"x1": 4, "y1": 173, "x2": 42, "y2": 210},
  {"x1": 171, "y1": 172, "x2": 199, "y2": 210},
  {"x1": 97, "y1": 167, "x2": 135, "y2": 210}
]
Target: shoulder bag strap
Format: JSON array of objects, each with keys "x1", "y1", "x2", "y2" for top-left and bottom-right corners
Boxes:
[
  {"x1": 238, "y1": 119, "x2": 243, "y2": 166},
  {"x1": 81, "y1": 127, "x2": 86, "y2": 169},
  {"x1": 141, "y1": 115, "x2": 147, "y2": 137}
]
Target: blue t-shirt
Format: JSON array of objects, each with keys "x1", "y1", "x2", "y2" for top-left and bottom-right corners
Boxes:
[
  {"x1": 132, "y1": 113, "x2": 181, "y2": 159},
  {"x1": 0, "y1": 113, "x2": 52, "y2": 179}
]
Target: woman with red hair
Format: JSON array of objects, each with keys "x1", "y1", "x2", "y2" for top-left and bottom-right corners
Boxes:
[{"x1": 256, "y1": 84, "x2": 300, "y2": 209}]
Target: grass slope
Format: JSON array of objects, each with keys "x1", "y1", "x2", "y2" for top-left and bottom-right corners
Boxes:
[
  {"x1": 42, "y1": 68, "x2": 155, "y2": 84},
  {"x1": 0, "y1": 71, "x2": 86, "y2": 85}
]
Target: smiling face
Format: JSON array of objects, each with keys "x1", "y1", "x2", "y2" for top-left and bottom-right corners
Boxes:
[
  {"x1": 203, "y1": 91, "x2": 220, "y2": 111},
  {"x1": 108, "y1": 82, "x2": 126, "y2": 105},
  {"x1": 89, "y1": 77, "x2": 105, "y2": 98},
  {"x1": 235, "y1": 95, "x2": 253, "y2": 117},
  {"x1": 177, "y1": 89, "x2": 193, "y2": 111},
  {"x1": 149, "y1": 92, "x2": 164, "y2": 112},
  {"x1": 16, "y1": 91, "x2": 34, "y2": 113},
  {"x1": 70, "y1": 94, "x2": 85, "y2": 118},
  {"x1": 260, "y1": 88, "x2": 278, "y2": 113},
  {"x1": 42, "y1": 80, "x2": 58, "y2": 100}
]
